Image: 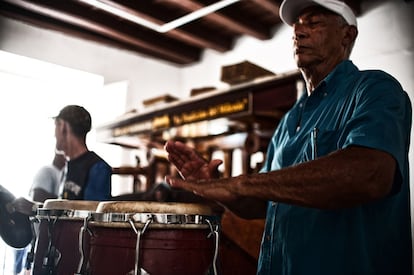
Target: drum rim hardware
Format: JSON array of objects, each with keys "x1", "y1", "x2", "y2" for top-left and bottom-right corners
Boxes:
[
  {"x1": 89, "y1": 212, "x2": 220, "y2": 225},
  {"x1": 37, "y1": 208, "x2": 92, "y2": 219}
]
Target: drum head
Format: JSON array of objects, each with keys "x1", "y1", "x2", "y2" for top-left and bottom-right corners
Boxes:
[
  {"x1": 96, "y1": 201, "x2": 215, "y2": 215},
  {"x1": 43, "y1": 199, "x2": 99, "y2": 211}
]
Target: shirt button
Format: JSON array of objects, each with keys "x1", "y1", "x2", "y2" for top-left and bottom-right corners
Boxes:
[
  {"x1": 299, "y1": 103, "x2": 303, "y2": 108},
  {"x1": 266, "y1": 235, "x2": 271, "y2": 241}
]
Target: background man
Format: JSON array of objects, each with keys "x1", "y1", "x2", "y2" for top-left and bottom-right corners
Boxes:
[{"x1": 54, "y1": 105, "x2": 111, "y2": 200}]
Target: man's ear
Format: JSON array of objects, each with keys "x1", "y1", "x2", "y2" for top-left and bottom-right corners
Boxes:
[
  {"x1": 343, "y1": 25, "x2": 358, "y2": 47},
  {"x1": 62, "y1": 121, "x2": 68, "y2": 135},
  {"x1": 57, "y1": 120, "x2": 68, "y2": 135}
]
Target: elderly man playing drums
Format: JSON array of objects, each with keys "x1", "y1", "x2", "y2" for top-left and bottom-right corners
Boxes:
[{"x1": 165, "y1": 0, "x2": 412, "y2": 274}]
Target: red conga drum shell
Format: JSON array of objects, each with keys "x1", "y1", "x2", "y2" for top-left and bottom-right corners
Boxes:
[
  {"x1": 87, "y1": 201, "x2": 221, "y2": 275},
  {"x1": 33, "y1": 199, "x2": 99, "y2": 275}
]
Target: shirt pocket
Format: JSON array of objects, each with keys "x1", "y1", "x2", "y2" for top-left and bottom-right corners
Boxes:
[{"x1": 312, "y1": 129, "x2": 342, "y2": 158}]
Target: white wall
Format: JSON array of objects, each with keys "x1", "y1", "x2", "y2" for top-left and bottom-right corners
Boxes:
[{"x1": 0, "y1": 16, "x2": 182, "y2": 112}]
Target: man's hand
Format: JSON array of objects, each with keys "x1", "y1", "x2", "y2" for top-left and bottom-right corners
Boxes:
[
  {"x1": 165, "y1": 140, "x2": 223, "y2": 180},
  {"x1": 7, "y1": 197, "x2": 38, "y2": 216}
]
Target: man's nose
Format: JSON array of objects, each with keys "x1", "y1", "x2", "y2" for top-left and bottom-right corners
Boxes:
[{"x1": 293, "y1": 24, "x2": 308, "y2": 40}]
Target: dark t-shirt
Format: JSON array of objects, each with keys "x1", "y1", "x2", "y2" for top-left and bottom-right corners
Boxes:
[{"x1": 61, "y1": 151, "x2": 111, "y2": 200}]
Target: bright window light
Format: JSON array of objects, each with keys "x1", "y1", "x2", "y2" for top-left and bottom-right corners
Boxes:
[
  {"x1": 78, "y1": 0, "x2": 241, "y2": 33},
  {"x1": 0, "y1": 50, "x2": 109, "y2": 197}
]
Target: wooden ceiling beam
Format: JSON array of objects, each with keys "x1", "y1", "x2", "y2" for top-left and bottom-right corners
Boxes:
[
  {"x1": 2, "y1": 0, "x2": 201, "y2": 64},
  {"x1": 0, "y1": 6, "x2": 193, "y2": 65},
  {"x1": 252, "y1": 0, "x2": 280, "y2": 16},
  {"x1": 88, "y1": 0, "x2": 233, "y2": 52},
  {"x1": 0, "y1": 0, "x2": 283, "y2": 64},
  {"x1": 158, "y1": 0, "x2": 270, "y2": 39}
]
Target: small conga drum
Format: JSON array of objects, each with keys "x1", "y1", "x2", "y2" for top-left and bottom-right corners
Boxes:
[
  {"x1": 83, "y1": 201, "x2": 221, "y2": 275},
  {"x1": 33, "y1": 199, "x2": 99, "y2": 275}
]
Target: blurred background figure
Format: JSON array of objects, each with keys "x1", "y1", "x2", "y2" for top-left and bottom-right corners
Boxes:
[
  {"x1": 10, "y1": 105, "x2": 112, "y2": 275},
  {"x1": 13, "y1": 150, "x2": 67, "y2": 275},
  {"x1": 54, "y1": 105, "x2": 112, "y2": 201},
  {"x1": 30, "y1": 151, "x2": 67, "y2": 203}
]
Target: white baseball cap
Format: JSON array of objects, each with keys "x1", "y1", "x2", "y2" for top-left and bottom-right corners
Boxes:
[{"x1": 279, "y1": 0, "x2": 357, "y2": 27}]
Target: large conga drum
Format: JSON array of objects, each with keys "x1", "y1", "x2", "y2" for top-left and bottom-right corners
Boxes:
[
  {"x1": 82, "y1": 201, "x2": 221, "y2": 275},
  {"x1": 33, "y1": 199, "x2": 99, "y2": 275}
]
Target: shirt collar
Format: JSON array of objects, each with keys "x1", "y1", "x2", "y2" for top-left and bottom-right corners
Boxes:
[{"x1": 321, "y1": 60, "x2": 358, "y2": 96}]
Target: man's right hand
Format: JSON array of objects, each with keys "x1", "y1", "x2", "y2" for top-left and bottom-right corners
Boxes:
[
  {"x1": 164, "y1": 140, "x2": 223, "y2": 180},
  {"x1": 7, "y1": 197, "x2": 38, "y2": 216}
]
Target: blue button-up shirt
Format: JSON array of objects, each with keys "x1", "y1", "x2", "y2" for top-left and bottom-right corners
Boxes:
[{"x1": 257, "y1": 60, "x2": 412, "y2": 275}]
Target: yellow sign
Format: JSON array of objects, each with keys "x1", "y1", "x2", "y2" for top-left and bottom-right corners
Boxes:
[
  {"x1": 152, "y1": 114, "x2": 170, "y2": 129},
  {"x1": 113, "y1": 120, "x2": 152, "y2": 136},
  {"x1": 171, "y1": 97, "x2": 249, "y2": 127},
  {"x1": 113, "y1": 96, "x2": 250, "y2": 133}
]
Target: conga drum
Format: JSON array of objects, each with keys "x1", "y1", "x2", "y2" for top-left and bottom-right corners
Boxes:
[
  {"x1": 33, "y1": 199, "x2": 99, "y2": 275},
  {"x1": 82, "y1": 201, "x2": 221, "y2": 275}
]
